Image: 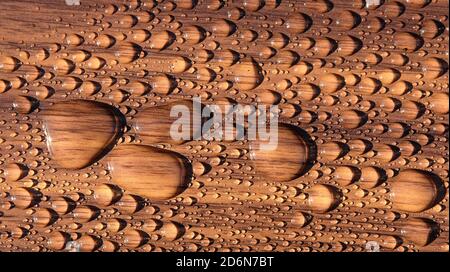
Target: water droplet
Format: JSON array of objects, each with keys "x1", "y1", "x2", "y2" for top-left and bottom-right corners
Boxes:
[
  {"x1": 41, "y1": 100, "x2": 125, "y2": 169},
  {"x1": 291, "y1": 212, "x2": 311, "y2": 227},
  {"x1": 285, "y1": 13, "x2": 312, "y2": 33},
  {"x1": 400, "y1": 217, "x2": 439, "y2": 246},
  {"x1": 427, "y1": 92, "x2": 449, "y2": 115},
  {"x1": 134, "y1": 100, "x2": 201, "y2": 144},
  {"x1": 250, "y1": 124, "x2": 315, "y2": 182},
  {"x1": 5, "y1": 163, "x2": 28, "y2": 181},
  {"x1": 307, "y1": 184, "x2": 341, "y2": 213},
  {"x1": 394, "y1": 32, "x2": 424, "y2": 52},
  {"x1": 13, "y1": 96, "x2": 39, "y2": 114},
  {"x1": 150, "y1": 74, "x2": 177, "y2": 95},
  {"x1": 390, "y1": 169, "x2": 444, "y2": 213},
  {"x1": 334, "y1": 165, "x2": 359, "y2": 186},
  {"x1": 159, "y1": 221, "x2": 185, "y2": 241},
  {"x1": 232, "y1": 58, "x2": 264, "y2": 91},
  {"x1": 107, "y1": 145, "x2": 192, "y2": 200},
  {"x1": 115, "y1": 42, "x2": 142, "y2": 64},
  {"x1": 149, "y1": 31, "x2": 175, "y2": 51},
  {"x1": 93, "y1": 183, "x2": 122, "y2": 206},
  {"x1": 47, "y1": 231, "x2": 69, "y2": 250},
  {"x1": 124, "y1": 229, "x2": 149, "y2": 248},
  {"x1": 9, "y1": 187, "x2": 39, "y2": 209},
  {"x1": 340, "y1": 110, "x2": 368, "y2": 129},
  {"x1": 0, "y1": 56, "x2": 20, "y2": 72}
]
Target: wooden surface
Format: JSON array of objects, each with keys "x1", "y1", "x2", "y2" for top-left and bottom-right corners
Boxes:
[{"x1": 0, "y1": 0, "x2": 448, "y2": 252}]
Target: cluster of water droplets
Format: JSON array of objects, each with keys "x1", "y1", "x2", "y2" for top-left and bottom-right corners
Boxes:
[{"x1": 0, "y1": 0, "x2": 448, "y2": 252}]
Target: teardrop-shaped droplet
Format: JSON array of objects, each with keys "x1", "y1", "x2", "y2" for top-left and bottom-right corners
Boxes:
[
  {"x1": 41, "y1": 100, "x2": 125, "y2": 169},
  {"x1": 250, "y1": 124, "x2": 315, "y2": 182},
  {"x1": 390, "y1": 169, "x2": 444, "y2": 213},
  {"x1": 107, "y1": 144, "x2": 192, "y2": 200}
]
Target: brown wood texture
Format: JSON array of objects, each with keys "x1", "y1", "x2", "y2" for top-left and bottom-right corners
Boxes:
[{"x1": 0, "y1": 0, "x2": 448, "y2": 252}]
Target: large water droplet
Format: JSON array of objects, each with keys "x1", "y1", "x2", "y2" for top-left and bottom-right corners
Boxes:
[
  {"x1": 159, "y1": 221, "x2": 185, "y2": 241},
  {"x1": 427, "y1": 92, "x2": 449, "y2": 115},
  {"x1": 285, "y1": 13, "x2": 312, "y2": 33},
  {"x1": 41, "y1": 100, "x2": 125, "y2": 169},
  {"x1": 134, "y1": 100, "x2": 202, "y2": 145},
  {"x1": 107, "y1": 144, "x2": 192, "y2": 200},
  {"x1": 5, "y1": 163, "x2": 28, "y2": 181},
  {"x1": 394, "y1": 32, "x2": 424, "y2": 52},
  {"x1": 114, "y1": 42, "x2": 142, "y2": 64},
  {"x1": 390, "y1": 169, "x2": 444, "y2": 213},
  {"x1": 399, "y1": 217, "x2": 439, "y2": 246},
  {"x1": 232, "y1": 58, "x2": 264, "y2": 91},
  {"x1": 307, "y1": 184, "x2": 341, "y2": 213},
  {"x1": 250, "y1": 124, "x2": 315, "y2": 182}
]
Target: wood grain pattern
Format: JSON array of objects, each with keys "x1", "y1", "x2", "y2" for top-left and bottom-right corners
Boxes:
[{"x1": 0, "y1": 0, "x2": 448, "y2": 252}]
